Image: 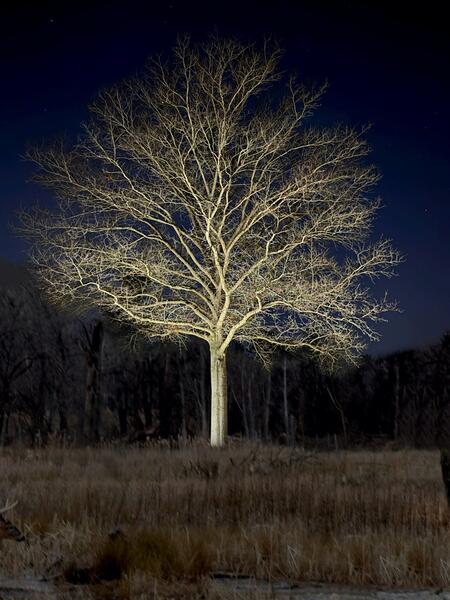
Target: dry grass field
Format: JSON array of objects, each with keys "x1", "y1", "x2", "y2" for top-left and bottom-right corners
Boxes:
[{"x1": 0, "y1": 442, "x2": 449, "y2": 598}]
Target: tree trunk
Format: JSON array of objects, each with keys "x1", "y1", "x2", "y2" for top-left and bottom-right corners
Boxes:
[
  {"x1": 240, "y1": 366, "x2": 250, "y2": 438},
  {"x1": 85, "y1": 320, "x2": 104, "y2": 443},
  {"x1": 263, "y1": 370, "x2": 271, "y2": 441},
  {"x1": 283, "y1": 355, "x2": 290, "y2": 442},
  {"x1": 0, "y1": 410, "x2": 5, "y2": 446},
  {"x1": 159, "y1": 351, "x2": 172, "y2": 439},
  {"x1": 210, "y1": 346, "x2": 227, "y2": 447},
  {"x1": 117, "y1": 390, "x2": 128, "y2": 437},
  {"x1": 177, "y1": 353, "x2": 187, "y2": 441},
  {"x1": 199, "y1": 344, "x2": 208, "y2": 438},
  {"x1": 393, "y1": 361, "x2": 400, "y2": 440},
  {"x1": 247, "y1": 375, "x2": 256, "y2": 439},
  {"x1": 440, "y1": 449, "x2": 450, "y2": 509}
]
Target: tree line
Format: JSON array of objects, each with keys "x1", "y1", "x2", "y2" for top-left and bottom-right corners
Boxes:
[{"x1": 0, "y1": 284, "x2": 448, "y2": 448}]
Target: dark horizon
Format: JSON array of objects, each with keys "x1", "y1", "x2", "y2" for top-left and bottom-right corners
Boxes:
[{"x1": 1, "y1": 1, "x2": 449, "y2": 356}]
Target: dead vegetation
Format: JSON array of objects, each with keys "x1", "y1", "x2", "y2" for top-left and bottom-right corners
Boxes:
[{"x1": 0, "y1": 442, "x2": 449, "y2": 596}]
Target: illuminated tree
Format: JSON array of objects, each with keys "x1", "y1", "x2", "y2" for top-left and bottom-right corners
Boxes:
[{"x1": 20, "y1": 37, "x2": 400, "y2": 446}]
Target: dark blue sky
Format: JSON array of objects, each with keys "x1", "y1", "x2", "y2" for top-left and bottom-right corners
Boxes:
[{"x1": 1, "y1": 1, "x2": 449, "y2": 355}]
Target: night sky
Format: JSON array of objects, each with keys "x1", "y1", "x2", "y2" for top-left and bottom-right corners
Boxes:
[{"x1": 1, "y1": 1, "x2": 449, "y2": 356}]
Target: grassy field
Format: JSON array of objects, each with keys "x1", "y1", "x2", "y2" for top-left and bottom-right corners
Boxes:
[{"x1": 0, "y1": 442, "x2": 449, "y2": 598}]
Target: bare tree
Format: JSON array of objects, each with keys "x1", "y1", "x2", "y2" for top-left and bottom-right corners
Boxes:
[{"x1": 19, "y1": 37, "x2": 400, "y2": 446}]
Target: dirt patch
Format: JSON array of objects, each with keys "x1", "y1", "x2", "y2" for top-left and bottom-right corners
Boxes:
[
  {"x1": 0, "y1": 578, "x2": 84, "y2": 599},
  {"x1": 2, "y1": 577, "x2": 450, "y2": 599},
  {"x1": 212, "y1": 577, "x2": 450, "y2": 599}
]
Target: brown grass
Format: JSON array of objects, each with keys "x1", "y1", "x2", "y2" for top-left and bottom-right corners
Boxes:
[{"x1": 0, "y1": 442, "x2": 449, "y2": 595}]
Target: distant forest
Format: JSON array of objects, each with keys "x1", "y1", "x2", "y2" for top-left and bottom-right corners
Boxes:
[{"x1": 0, "y1": 279, "x2": 449, "y2": 448}]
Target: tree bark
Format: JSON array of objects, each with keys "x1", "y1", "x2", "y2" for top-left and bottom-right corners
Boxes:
[{"x1": 210, "y1": 346, "x2": 227, "y2": 447}]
